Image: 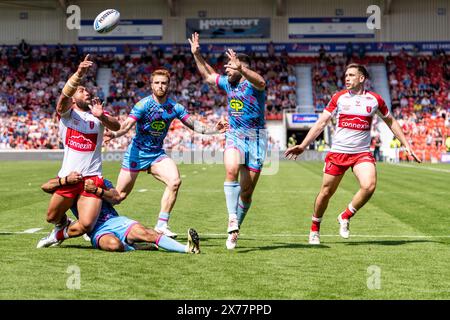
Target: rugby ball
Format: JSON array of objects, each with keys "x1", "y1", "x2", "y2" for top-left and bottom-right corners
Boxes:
[{"x1": 93, "y1": 9, "x2": 120, "y2": 33}]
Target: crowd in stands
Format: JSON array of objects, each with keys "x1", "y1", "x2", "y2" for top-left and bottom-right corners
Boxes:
[
  {"x1": 0, "y1": 41, "x2": 290, "y2": 151},
  {"x1": 387, "y1": 49, "x2": 450, "y2": 161},
  {"x1": 1, "y1": 40, "x2": 449, "y2": 161}
]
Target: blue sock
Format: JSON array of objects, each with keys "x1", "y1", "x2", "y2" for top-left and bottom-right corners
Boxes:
[
  {"x1": 156, "y1": 235, "x2": 187, "y2": 253},
  {"x1": 237, "y1": 198, "x2": 251, "y2": 227},
  {"x1": 156, "y1": 212, "x2": 170, "y2": 229},
  {"x1": 224, "y1": 181, "x2": 240, "y2": 220}
]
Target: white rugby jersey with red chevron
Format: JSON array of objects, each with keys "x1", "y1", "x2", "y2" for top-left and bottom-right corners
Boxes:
[
  {"x1": 57, "y1": 108, "x2": 104, "y2": 178},
  {"x1": 324, "y1": 89, "x2": 389, "y2": 154}
]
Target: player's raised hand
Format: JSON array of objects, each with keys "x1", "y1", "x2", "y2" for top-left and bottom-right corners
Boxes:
[
  {"x1": 66, "y1": 171, "x2": 83, "y2": 184},
  {"x1": 89, "y1": 97, "x2": 104, "y2": 118},
  {"x1": 224, "y1": 49, "x2": 242, "y2": 72},
  {"x1": 84, "y1": 179, "x2": 97, "y2": 193},
  {"x1": 215, "y1": 119, "x2": 229, "y2": 133},
  {"x1": 188, "y1": 32, "x2": 201, "y2": 55},
  {"x1": 406, "y1": 147, "x2": 422, "y2": 163},
  {"x1": 284, "y1": 145, "x2": 305, "y2": 161},
  {"x1": 76, "y1": 54, "x2": 93, "y2": 78}
]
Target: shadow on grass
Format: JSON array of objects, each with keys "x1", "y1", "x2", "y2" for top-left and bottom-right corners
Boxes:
[
  {"x1": 237, "y1": 242, "x2": 330, "y2": 253},
  {"x1": 328, "y1": 239, "x2": 440, "y2": 246}
]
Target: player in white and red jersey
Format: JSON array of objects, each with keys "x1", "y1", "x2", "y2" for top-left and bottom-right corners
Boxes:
[
  {"x1": 285, "y1": 63, "x2": 420, "y2": 245},
  {"x1": 37, "y1": 55, "x2": 120, "y2": 248}
]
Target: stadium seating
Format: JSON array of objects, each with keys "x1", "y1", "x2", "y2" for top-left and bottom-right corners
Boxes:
[{"x1": 1, "y1": 43, "x2": 449, "y2": 161}]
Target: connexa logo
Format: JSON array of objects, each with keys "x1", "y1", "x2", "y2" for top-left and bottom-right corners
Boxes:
[
  {"x1": 66, "y1": 127, "x2": 97, "y2": 152},
  {"x1": 339, "y1": 114, "x2": 372, "y2": 131},
  {"x1": 199, "y1": 18, "x2": 259, "y2": 30}
]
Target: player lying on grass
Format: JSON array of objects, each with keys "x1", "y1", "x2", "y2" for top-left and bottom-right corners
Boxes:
[{"x1": 38, "y1": 171, "x2": 200, "y2": 253}]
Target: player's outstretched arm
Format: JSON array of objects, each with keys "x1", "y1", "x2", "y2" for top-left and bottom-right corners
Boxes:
[
  {"x1": 285, "y1": 112, "x2": 332, "y2": 160},
  {"x1": 382, "y1": 115, "x2": 421, "y2": 163},
  {"x1": 57, "y1": 55, "x2": 93, "y2": 115},
  {"x1": 84, "y1": 179, "x2": 122, "y2": 205},
  {"x1": 89, "y1": 98, "x2": 120, "y2": 131},
  {"x1": 41, "y1": 172, "x2": 83, "y2": 194},
  {"x1": 225, "y1": 49, "x2": 266, "y2": 91},
  {"x1": 105, "y1": 117, "x2": 137, "y2": 143},
  {"x1": 188, "y1": 32, "x2": 219, "y2": 86},
  {"x1": 181, "y1": 115, "x2": 228, "y2": 135}
]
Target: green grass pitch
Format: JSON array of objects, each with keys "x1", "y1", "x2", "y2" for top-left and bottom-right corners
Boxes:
[{"x1": 0, "y1": 160, "x2": 449, "y2": 299}]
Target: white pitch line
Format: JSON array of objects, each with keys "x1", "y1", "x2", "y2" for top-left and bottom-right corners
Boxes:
[
  {"x1": 137, "y1": 189, "x2": 148, "y2": 193},
  {"x1": 200, "y1": 233, "x2": 450, "y2": 239},
  {"x1": 391, "y1": 163, "x2": 450, "y2": 174},
  {"x1": 0, "y1": 231, "x2": 448, "y2": 239},
  {"x1": 22, "y1": 228, "x2": 43, "y2": 234}
]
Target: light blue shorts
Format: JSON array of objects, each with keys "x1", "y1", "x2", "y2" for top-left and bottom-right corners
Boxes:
[
  {"x1": 90, "y1": 216, "x2": 138, "y2": 251},
  {"x1": 122, "y1": 143, "x2": 168, "y2": 172},
  {"x1": 225, "y1": 130, "x2": 267, "y2": 172}
]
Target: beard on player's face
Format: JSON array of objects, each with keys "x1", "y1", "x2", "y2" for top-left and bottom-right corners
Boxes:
[
  {"x1": 73, "y1": 95, "x2": 91, "y2": 111},
  {"x1": 153, "y1": 87, "x2": 168, "y2": 98},
  {"x1": 226, "y1": 70, "x2": 242, "y2": 85}
]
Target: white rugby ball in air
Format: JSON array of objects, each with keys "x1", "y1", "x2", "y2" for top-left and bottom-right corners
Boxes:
[{"x1": 93, "y1": 9, "x2": 120, "y2": 33}]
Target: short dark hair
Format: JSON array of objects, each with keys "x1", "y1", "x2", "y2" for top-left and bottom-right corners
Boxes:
[
  {"x1": 235, "y1": 53, "x2": 251, "y2": 66},
  {"x1": 345, "y1": 63, "x2": 370, "y2": 80}
]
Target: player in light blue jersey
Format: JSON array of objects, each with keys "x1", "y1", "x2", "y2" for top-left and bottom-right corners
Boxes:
[
  {"x1": 106, "y1": 69, "x2": 227, "y2": 239},
  {"x1": 189, "y1": 32, "x2": 267, "y2": 249},
  {"x1": 40, "y1": 172, "x2": 200, "y2": 253}
]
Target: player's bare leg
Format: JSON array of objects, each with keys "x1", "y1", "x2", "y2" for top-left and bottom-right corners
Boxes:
[
  {"x1": 98, "y1": 234, "x2": 125, "y2": 252},
  {"x1": 37, "y1": 194, "x2": 75, "y2": 248},
  {"x1": 127, "y1": 223, "x2": 200, "y2": 253},
  {"x1": 223, "y1": 148, "x2": 242, "y2": 249},
  {"x1": 66, "y1": 195, "x2": 102, "y2": 237},
  {"x1": 116, "y1": 169, "x2": 140, "y2": 202},
  {"x1": 37, "y1": 195, "x2": 101, "y2": 248},
  {"x1": 309, "y1": 173, "x2": 344, "y2": 244},
  {"x1": 46, "y1": 193, "x2": 75, "y2": 226},
  {"x1": 350, "y1": 162, "x2": 377, "y2": 210},
  {"x1": 337, "y1": 162, "x2": 377, "y2": 239},
  {"x1": 150, "y1": 157, "x2": 181, "y2": 237}
]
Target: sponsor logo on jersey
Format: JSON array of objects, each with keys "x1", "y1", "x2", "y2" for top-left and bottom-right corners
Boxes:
[
  {"x1": 230, "y1": 99, "x2": 244, "y2": 111},
  {"x1": 65, "y1": 127, "x2": 97, "y2": 152},
  {"x1": 230, "y1": 99, "x2": 244, "y2": 116},
  {"x1": 338, "y1": 114, "x2": 372, "y2": 131},
  {"x1": 151, "y1": 120, "x2": 166, "y2": 131}
]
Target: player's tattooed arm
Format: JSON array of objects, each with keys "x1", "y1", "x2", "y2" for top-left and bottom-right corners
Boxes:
[
  {"x1": 84, "y1": 180, "x2": 122, "y2": 205},
  {"x1": 225, "y1": 49, "x2": 266, "y2": 91},
  {"x1": 105, "y1": 117, "x2": 137, "y2": 142},
  {"x1": 58, "y1": 55, "x2": 93, "y2": 115},
  {"x1": 382, "y1": 115, "x2": 421, "y2": 163},
  {"x1": 41, "y1": 172, "x2": 83, "y2": 194},
  {"x1": 188, "y1": 32, "x2": 219, "y2": 86},
  {"x1": 182, "y1": 116, "x2": 228, "y2": 135}
]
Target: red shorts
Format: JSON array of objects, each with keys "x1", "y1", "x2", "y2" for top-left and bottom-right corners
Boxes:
[
  {"x1": 324, "y1": 152, "x2": 376, "y2": 176},
  {"x1": 55, "y1": 176, "x2": 104, "y2": 199}
]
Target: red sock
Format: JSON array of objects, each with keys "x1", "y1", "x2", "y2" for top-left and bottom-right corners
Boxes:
[
  {"x1": 55, "y1": 226, "x2": 68, "y2": 241},
  {"x1": 341, "y1": 204, "x2": 357, "y2": 220},
  {"x1": 311, "y1": 216, "x2": 322, "y2": 232}
]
